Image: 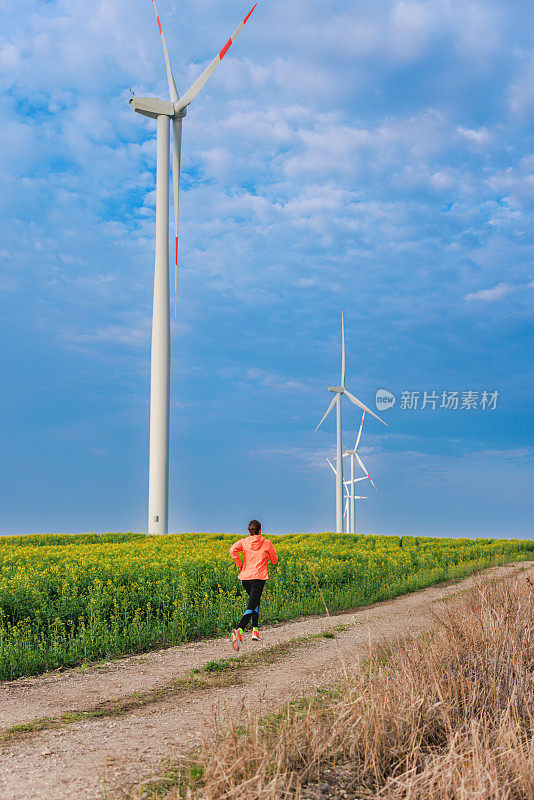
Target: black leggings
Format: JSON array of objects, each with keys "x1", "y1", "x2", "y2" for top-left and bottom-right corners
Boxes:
[{"x1": 237, "y1": 579, "x2": 265, "y2": 630}]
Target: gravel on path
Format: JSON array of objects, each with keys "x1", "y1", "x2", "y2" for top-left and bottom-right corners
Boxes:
[{"x1": 0, "y1": 561, "x2": 531, "y2": 800}]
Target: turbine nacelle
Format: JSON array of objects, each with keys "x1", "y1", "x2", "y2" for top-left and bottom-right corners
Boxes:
[
  {"x1": 129, "y1": 97, "x2": 186, "y2": 119},
  {"x1": 328, "y1": 386, "x2": 344, "y2": 394}
]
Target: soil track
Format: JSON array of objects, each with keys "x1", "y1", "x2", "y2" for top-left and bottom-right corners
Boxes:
[{"x1": 1, "y1": 561, "x2": 532, "y2": 800}]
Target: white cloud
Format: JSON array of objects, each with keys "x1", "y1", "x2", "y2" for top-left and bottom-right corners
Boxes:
[
  {"x1": 70, "y1": 322, "x2": 149, "y2": 347},
  {"x1": 464, "y1": 283, "x2": 514, "y2": 303},
  {"x1": 487, "y1": 156, "x2": 534, "y2": 203},
  {"x1": 475, "y1": 447, "x2": 534, "y2": 461},
  {"x1": 508, "y1": 54, "x2": 534, "y2": 118},
  {"x1": 457, "y1": 126, "x2": 491, "y2": 146},
  {"x1": 245, "y1": 368, "x2": 307, "y2": 393}
]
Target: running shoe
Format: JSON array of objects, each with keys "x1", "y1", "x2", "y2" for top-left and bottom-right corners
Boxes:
[
  {"x1": 231, "y1": 629, "x2": 240, "y2": 651},
  {"x1": 251, "y1": 629, "x2": 261, "y2": 641}
]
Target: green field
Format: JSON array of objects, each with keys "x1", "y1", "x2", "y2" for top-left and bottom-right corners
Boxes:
[{"x1": 0, "y1": 532, "x2": 532, "y2": 680}]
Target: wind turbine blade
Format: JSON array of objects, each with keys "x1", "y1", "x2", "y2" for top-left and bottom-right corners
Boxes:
[
  {"x1": 174, "y1": 4, "x2": 257, "y2": 112},
  {"x1": 326, "y1": 458, "x2": 337, "y2": 476},
  {"x1": 172, "y1": 117, "x2": 182, "y2": 316},
  {"x1": 354, "y1": 451, "x2": 368, "y2": 474},
  {"x1": 344, "y1": 389, "x2": 388, "y2": 427},
  {"x1": 354, "y1": 412, "x2": 365, "y2": 450},
  {"x1": 355, "y1": 453, "x2": 378, "y2": 492},
  {"x1": 341, "y1": 310, "x2": 345, "y2": 389},
  {"x1": 315, "y1": 395, "x2": 337, "y2": 432},
  {"x1": 150, "y1": 0, "x2": 179, "y2": 102}
]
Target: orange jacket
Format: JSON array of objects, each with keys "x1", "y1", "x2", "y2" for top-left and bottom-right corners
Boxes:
[{"x1": 230, "y1": 535, "x2": 278, "y2": 580}]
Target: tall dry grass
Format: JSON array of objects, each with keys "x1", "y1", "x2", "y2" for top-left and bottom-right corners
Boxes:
[{"x1": 182, "y1": 573, "x2": 533, "y2": 800}]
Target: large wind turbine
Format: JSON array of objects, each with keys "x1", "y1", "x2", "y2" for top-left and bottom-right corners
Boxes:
[
  {"x1": 344, "y1": 412, "x2": 377, "y2": 534},
  {"x1": 315, "y1": 311, "x2": 387, "y2": 533},
  {"x1": 130, "y1": 1, "x2": 257, "y2": 534}
]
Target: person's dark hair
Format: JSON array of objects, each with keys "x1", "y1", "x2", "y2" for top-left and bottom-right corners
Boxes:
[{"x1": 248, "y1": 519, "x2": 261, "y2": 535}]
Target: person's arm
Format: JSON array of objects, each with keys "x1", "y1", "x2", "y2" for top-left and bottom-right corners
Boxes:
[
  {"x1": 229, "y1": 539, "x2": 244, "y2": 570},
  {"x1": 268, "y1": 541, "x2": 278, "y2": 566}
]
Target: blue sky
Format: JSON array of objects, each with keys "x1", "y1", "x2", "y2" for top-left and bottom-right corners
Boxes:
[{"x1": 0, "y1": 0, "x2": 532, "y2": 538}]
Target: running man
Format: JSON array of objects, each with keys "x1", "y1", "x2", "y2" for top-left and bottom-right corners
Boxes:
[{"x1": 229, "y1": 519, "x2": 278, "y2": 650}]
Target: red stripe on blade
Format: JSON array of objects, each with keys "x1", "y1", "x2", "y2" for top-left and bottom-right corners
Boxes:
[
  {"x1": 157, "y1": 16, "x2": 162, "y2": 33},
  {"x1": 175, "y1": 237, "x2": 178, "y2": 266},
  {"x1": 219, "y1": 38, "x2": 232, "y2": 59},
  {"x1": 243, "y1": 4, "x2": 257, "y2": 23}
]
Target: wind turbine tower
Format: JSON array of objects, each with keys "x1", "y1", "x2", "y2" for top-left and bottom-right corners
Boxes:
[
  {"x1": 344, "y1": 412, "x2": 378, "y2": 534},
  {"x1": 130, "y1": 1, "x2": 257, "y2": 534},
  {"x1": 343, "y1": 490, "x2": 367, "y2": 533},
  {"x1": 326, "y1": 456, "x2": 370, "y2": 535}
]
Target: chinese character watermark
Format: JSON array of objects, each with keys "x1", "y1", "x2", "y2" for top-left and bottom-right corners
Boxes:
[
  {"x1": 400, "y1": 391, "x2": 419, "y2": 410},
  {"x1": 480, "y1": 390, "x2": 499, "y2": 410},
  {"x1": 376, "y1": 390, "x2": 499, "y2": 411},
  {"x1": 422, "y1": 391, "x2": 439, "y2": 410},
  {"x1": 441, "y1": 391, "x2": 458, "y2": 410}
]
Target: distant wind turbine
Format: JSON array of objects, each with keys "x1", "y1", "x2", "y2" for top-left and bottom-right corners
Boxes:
[
  {"x1": 315, "y1": 311, "x2": 387, "y2": 533},
  {"x1": 130, "y1": 0, "x2": 257, "y2": 534},
  {"x1": 344, "y1": 412, "x2": 377, "y2": 534},
  {"x1": 326, "y1": 454, "x2": 370, "y2": 535},
  {"x1": 343, "y1": 490, "x2": 367, "y2": 533}
]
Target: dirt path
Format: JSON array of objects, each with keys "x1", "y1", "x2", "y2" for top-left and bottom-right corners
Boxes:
[{"x1": 1, "y1": 561, "x2": 532, "y2": 800}]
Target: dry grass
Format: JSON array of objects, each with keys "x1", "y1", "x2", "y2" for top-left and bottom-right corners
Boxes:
[{"x1": 149, "y1": 573, "x2": 533, "y2": 800}]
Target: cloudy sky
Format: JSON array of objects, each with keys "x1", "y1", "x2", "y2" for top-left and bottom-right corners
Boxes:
[{"x1": 1, "y1": 0, "x2": 532, "y2": 538}]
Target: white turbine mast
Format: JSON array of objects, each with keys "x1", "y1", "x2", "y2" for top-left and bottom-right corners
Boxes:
[
  {"x1": 343, "y1": 411, "x2": 377, "y2": 534},
  {"x1": 326, "y1": 454, "x2": 370, "y2": 535},
  {"x1": 130, "y1": 1, "x2": 257, "y2": 534},
  {"x1": 315, "y1": 311, "x2": 387, "y2": 533},
  {"x1": 343, "y1": 488, "x2": 367, "y2": 533}
]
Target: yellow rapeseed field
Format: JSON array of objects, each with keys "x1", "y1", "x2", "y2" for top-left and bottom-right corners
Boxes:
[{"x1": 0, "y1": 531, "x2": 532, "y2": 679}]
